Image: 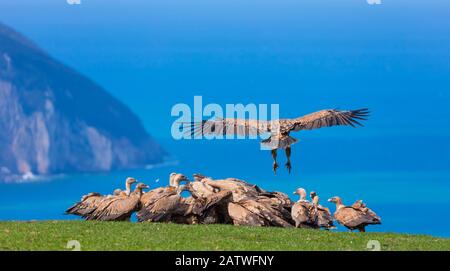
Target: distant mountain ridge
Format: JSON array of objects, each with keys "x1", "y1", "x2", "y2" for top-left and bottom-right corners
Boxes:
[{"x1": 0, "y1": 23, "x2": 165, "y2": 182}]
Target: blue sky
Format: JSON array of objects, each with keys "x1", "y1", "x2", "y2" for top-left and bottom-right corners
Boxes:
[{"x1": 0, "y1": 0, "x2": 449, "y2": 139}]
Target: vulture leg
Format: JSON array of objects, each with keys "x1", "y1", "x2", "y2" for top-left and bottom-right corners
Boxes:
[
  {"x1": 285, "y1": 146, "x2": 292, "y2": 173},
  {"x1": 358, "y1": 226, "x2": 366, "y2": 233},
  {"x1": 271, "y1": 149, "x2": 279, "y2": 174}
]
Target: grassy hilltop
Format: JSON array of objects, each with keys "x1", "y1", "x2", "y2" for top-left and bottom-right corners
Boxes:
[{"x1": 0, "y1": 221, "x2": 449, "y2": 251}]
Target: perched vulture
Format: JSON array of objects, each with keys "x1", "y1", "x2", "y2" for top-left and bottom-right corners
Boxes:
[
  {"x1": 65, "y1": 192, "x2": 106, "y2": 217},
  {"x1": 227, "y1": 202, "x2": 267, "y2": 226},
  {"x1": 169, "y1": 172, "x2": 190, "y2": 188},
  {"x1": 227, "y1": 199, "x2": 293, "y2": 227},
  {"x1": 199, "y1": 176, "x2": 262, "y2": 201},
  {"x1": 113, "y1": 177, "x2": 138, "y2": 196},
  {"x1": 291, "y1": 188, "x2": 318, "y2": 228},
  {"x1": 85, "y1": 183, "x2": 149, "y2": 221},
  {"x1": 191, "y1": 175, "x2": 292, "y2": 227},
  {"x1": 257, "y1": 191, "x2": 293, "y2": 209},
  {"x1": 352, "y1": 200, "x2": 370, "y2": 212},
  {"x1": 310, "y1": 191, "x2": 335, "y2": 230},
  {"x1": 136, "y1": 173, "x2": 192, "y2": 223},
  {"x1": 65, "y1": 177, "x2": 137, "y2": 217},
  {"x1": 256, "y1": 191, "x2": 294, "y2": 225},
  {"x1": 328, "y1": 196, "x2": 381, "y2": 232},
  {"x1": 185, "y1": 186, "x2": 233, "y2": 224},
  {"x1": 351, "y1": 199, "x2": 381, "y2": 224},
  {"x1": 190, "y1": 175, "x2": 218, "y2": 198},
  {"x1": 137, "y1": 185, "x2": 190, "y2": 223},
  {"x1": 183, "y1": 108, "x2": 369, "y2": 174}
]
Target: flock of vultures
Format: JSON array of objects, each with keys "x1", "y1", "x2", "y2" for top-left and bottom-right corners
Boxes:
[{"x1": 66, "y1": 173, "x2": 381, "y2": 232}]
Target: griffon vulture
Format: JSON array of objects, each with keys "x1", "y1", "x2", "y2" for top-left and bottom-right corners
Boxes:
[
  {"x1": 113, "y1": 177, "x2": 138, "y2": 196},
  {"x1": 65, "y1": 177, "x2": 137, "y2": 217},
  {"x1": 169, "y1": 172, "x2": 190, "y2": 188},
  {"x1": 183, "y1": 108, "x2": 369, "y2": 174},
  {"x1": 198, "y1": 175, "x2": 263, "y2": 201},
  {"x1": 137, "y1": 184, "x2": 190, "y2": 223},
  {"x1": 85, "y1": 183, "x2": 149, "y2": 221},
  {"x1": 291, "y1": 188, "x2": 318, "y2": 228},
  {"x1": 185, "y1": 185, "x2": 233, "y2": 224},
  {"x1": 191, "y1": 175, "x2": 292, "y2": 227},
  {"x1": 328, "y1": 196, "x2": 381, "y2": 232},
  {"x1": 310, "y1": 191, "x2": 334, "y2": 230},
  {"x1": 227, "y1": 198, "x2": 293, "y2": 227}
]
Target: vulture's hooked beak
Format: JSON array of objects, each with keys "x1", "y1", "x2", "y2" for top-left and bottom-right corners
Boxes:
[
  {"x1": 327, "y1": 198, "x2": 334, "y2": 203},
  {"x1": 293, "y1": 191, "x2": 298, "y2": 195}
]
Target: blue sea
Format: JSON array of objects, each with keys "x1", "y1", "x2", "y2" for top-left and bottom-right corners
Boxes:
[{"x1": 0, "y1": 0, "x2": 449, "y2": 237}]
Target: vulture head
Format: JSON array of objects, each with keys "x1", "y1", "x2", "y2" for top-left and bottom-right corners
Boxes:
[
  {"x1": 310, "y1": 191, "x2": 319, "y2": 205},
  {"x1": 126, "y1": 177, "x2": 138, "y2": 185},
  {"x1": 134, "y1": 183, "x2": 150, "y2": 195},
  {"x1": 293, "y1": 188, "x2": 307, "y2": 201},
  {"x1": 170, "y1": 173, "x2": 190, "y2": 188},
  {"x1": 328, "y1": 196, "x2": 343, "y2": 206},
  {"x1": 123, "y1": 177, "x2": 138, "y2": 196}
]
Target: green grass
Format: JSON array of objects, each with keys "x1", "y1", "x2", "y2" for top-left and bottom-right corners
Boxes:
[{"x1": 0, "y1": 221, "x2": 449, "y2": 251}]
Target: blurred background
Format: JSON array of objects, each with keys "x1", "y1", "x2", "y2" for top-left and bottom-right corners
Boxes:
[{"x1": 0, "y1": 0, "x2": 449, "y2": 237}]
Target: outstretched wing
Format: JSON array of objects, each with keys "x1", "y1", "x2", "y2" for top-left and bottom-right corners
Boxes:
[
  {"x1": 182, "y1": 118, "x2": 271, "y2": 137},
  {"x1": 290, "y1": 108, "x2": 369, "y2": 131}
]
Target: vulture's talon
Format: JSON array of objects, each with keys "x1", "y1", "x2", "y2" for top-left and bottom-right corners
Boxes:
[
  {"x1": 285, "y1": 162, "x2": 292, "y2": 173},
  {"x1": 273, "y1": 162, "x2": 279, "y2": 174}
]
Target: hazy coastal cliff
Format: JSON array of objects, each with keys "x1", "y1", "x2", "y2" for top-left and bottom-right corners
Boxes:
[{"x1": 0, "y1": 23, "x2": 165, "y2": 182}]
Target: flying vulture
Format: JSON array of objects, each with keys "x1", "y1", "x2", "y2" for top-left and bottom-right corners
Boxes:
[{"x1": 184, "y1": 108, "x2": 369, "y2": 174}]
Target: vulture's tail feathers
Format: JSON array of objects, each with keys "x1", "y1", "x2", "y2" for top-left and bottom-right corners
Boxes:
[{"x1": 261, "y1": 136, "x2": 298, "y2": 150}]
